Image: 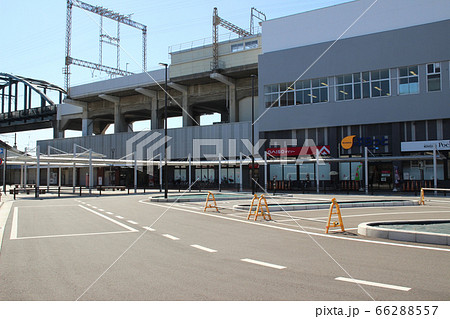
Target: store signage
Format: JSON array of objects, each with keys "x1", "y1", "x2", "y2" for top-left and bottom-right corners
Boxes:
[
  {"x1": 341, "y1": 135, "x2": 389, "y2": 150},
  {"x1": 401, "y1": 140, "x2": 450, "y2": 152},
  {"x1": 266, "y1": 146, "x2": 330, "y2": 156}
]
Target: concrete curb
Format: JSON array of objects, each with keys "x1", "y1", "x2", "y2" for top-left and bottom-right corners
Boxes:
[
  {"x1": 358, "y1": 220, "x2": 450, "y2": 246},
  {"x1": 233, "y1": 200, "x2": 417, "y2": 212}
]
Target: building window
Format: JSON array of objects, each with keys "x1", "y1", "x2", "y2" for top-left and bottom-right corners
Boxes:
[
  {"x1": 427, "y1": 62, "x2": 441, "y2": 92},
  {"x1": 295, "y1": 80, "x2": 311, "y2": 105},
  {"x1": 295, "y1": 78, "x2": 327, "y2": 104},
  {"x1": 264, "y1": 84, "x2": 279, "y2": 108},
  {"x1": 336, "y1": 69, "x2": 389, "y2": 100},
  {"x1": 336, "y1": 73, "x2": 361, "y2": 100},
  {"x1": 311, "y1": 78, "x2": 328, "y2": 103},
  {"x1": 370, "y1": 69, "x2": 390, "y2": 97},
  {"x1": 280, "y1": 82, "x2": 295, "y2": 106},
  {"x1": 245, "y1": 40, "x2": 258, "y2": 49},
  {"x1": 265, "y1": 78, "x2": 328, "y2": 108},
  {"x1": 398, "y1": 65, "x2": 419, "y2": 95},
  {"x1": 231, "y1": 43, "x2": 244, "y2": 52}
]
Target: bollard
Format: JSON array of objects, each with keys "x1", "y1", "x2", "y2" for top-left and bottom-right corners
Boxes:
[
  {"x1": 128, "y1": 187, "x2": 130, "y2": 194},
  {"x1": 80, "y1": 186, "x2": 82, "y2": 197},
  {"x1": 99, "y1": 187, "x2": 102, "y2": 196},
  {"x1": 58, "y1": 186, "x2": 61, "y2": 198},
  {"x1": 14, "y1": 187, "x2": 16, "y2": 200}
]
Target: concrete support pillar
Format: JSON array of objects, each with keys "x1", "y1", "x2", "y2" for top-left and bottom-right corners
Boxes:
[
  {"x1": 82, "y1": 111, "x2": 93, "y2": 137},
  {"x1": 135, "y1": 88, "x2": 159, "y2": 130},
  {"x1": 53, "y1": 120, "x2": 64, "y2": 139},
  {"x1": 168, "y1": 83, "x2": 192, "y2": 127},
  {"x1": 65, "y1": 99, "x2": 90, "y2": 137},
  {"x1": 151, "y1": 104, "x2": 159, "y2": 130},
  {"x1": 210, "y1": 73, "x2": 237, "y2": 123},
  {"x1": 113, "y1": 103, "x2": 128, "y2": 133},
  {"x1": 99, "y1": 94, "x2": 128, "y2": 134}
]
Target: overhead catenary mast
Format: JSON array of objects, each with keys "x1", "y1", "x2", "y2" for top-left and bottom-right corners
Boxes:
[{"x1": 64, "y1": 0, "x2": 147, "y2": 94}]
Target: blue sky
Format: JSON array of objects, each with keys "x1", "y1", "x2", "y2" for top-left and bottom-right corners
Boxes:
[{"x1": 0, "y1": 0, "x2": 352, "y2": 151}]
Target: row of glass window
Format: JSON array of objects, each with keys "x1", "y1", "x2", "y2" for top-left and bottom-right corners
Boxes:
[
  {"x1": 264, "y1": 63, "x2": 443, "y2": 108},
  {"x1": 174, "y1": 167, "x2": 241, "y2": 183}
]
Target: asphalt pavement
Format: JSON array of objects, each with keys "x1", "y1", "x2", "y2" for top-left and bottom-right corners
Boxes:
[{"x1": 0, "y1": 191, "x2": 449, "y2": 301}]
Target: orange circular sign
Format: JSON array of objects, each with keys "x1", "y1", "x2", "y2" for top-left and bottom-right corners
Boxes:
[{"x1": 341, "y1": 135, "x2": 356, "y2": 150}]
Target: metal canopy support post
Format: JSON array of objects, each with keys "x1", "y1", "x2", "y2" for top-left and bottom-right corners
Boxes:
[
  {"x1": 315, "y1": 149, "x2": 320, "y2": 194},
  {"x1": 433, "y1": 144, "x2": 437, "y2": 195},
  {"x1": 218, "y1": 154, "x2": 222, "y2": 192},
  {"x1": 134, "y1": 154, "x2": 137, "y2": 193},
  {"x1": 73, "y1": 163, "x2": 76, "y2": 193},
  {"x1": 2, "y1": 149, "x2": 6, "y2": 194},
  {"x1": 47, "y1": 146, "x2": 51, "y2": 192},
  {"x1": 264, "y1": 151, "x2": 268, "y2": 193},
  {"x1": 89, "y1": 149, "x2": 93, "y2": 195},
  {"x1": 239, "y1": 153, "x2": 243, "y2": 192},
  {"x1": 73, "y1": 144, "x2": 76, "y2": 193},
  {"x1": 58, "y1": 166, "x2": 62, "y2": 188},
  {"x1": 159, "y1": 156, "x2": 162, "y2": 193},
  {"x1": 365, "y1": 147, "x2": 369, "y2": 195},
  {"x1": 47, "y1": 164, "x2": 50, "y2": 192},
  {"x1": 188, "y1": 154, "x2": 192, "y2": 192},
  {"x1": 24, "y1": 163, "x2": 27, "y2": 187},
  {"x1": 36, "y1": 146, "x2": 40, "y2": 198},
  {"x1": 20, "y1": 165, "x2": 24, "y2": 188}
]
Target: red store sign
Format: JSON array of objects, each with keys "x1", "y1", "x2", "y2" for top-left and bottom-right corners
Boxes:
[{"x1": 266, "y1": 146, "x2": 330, "y2": 156}]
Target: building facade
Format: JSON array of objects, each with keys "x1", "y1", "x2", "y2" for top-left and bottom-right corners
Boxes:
[
  {"x1": 31, "y1": 0, "x2": 450, "y2": 192},
  {"x1": 257, "y1": 0, "x2": 450, "y2": 191}
]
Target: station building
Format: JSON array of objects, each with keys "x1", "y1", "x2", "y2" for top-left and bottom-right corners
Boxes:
[{"x1": 34, "y1": 0, "x2": 450, "y2": 192}]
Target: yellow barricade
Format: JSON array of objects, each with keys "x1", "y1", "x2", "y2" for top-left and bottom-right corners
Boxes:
[
  {"x1": 247, "y1": 194, "x2": 272, "y2": 221},
  {"x1": 204, "y1": 191, "x2": 219, "y2": 212},
  {"x1": 325, "y1": 198, "x2": 345, "y2": 233},
  {"x1": 419, "y1": 188, "x2": 425, "y2": 205}
]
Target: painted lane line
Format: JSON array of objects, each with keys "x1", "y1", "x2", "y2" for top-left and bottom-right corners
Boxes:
[
  {"x1": 78, "y1": 205, "x2": 138, "y2": 232},
  {"x1": 92, "y1": 206, "x2": 98, "y2": 209},
  {"x1": 335, "y1": 277, "x2": 411, "y2": 292},
  {"x1": 162, "y1": 234, "x2": 179, "y2": 241},
  {"x1": 13, "y1": 230, "x2": 135, "y2": 240},
  {"x1": 143, "y1": 227, "x2": 155, "y2": 232},
  {"x1": 10, "y1": 207, "x2": 18, "y2": 240},
  {"x1": 139, "y1": 200, "x2": 450, "y2": 252},
  {"x1": 241, "y1": 258, "x2": 286, "y2": 270},
  {"x1": 127, "y1": 220, "x2": 138, "y2": 225},
  {"x1": 98, "y1": 209, "x2": 105, "y2": 212},
  {"x1": 116, "y1": 216, "x2": 124, "y2": 219},
  {"x1": 105, "y1": 212, "x2": 113, "y2": 215},
  {"x1": 190, "y1": 244, "x2": 217, "y2": 253}
]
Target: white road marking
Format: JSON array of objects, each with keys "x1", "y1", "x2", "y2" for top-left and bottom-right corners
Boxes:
[
  {"x1": 139, "y1": 200, "x2": 450, "y2": 252},
  {"x1": 116, "y1": 216, "x2": 124, "y2": 219},
  {"x1": 10, "y1": 207, "x2": 18, "y2": 240},
  {"x1": 127, "y1": 220, "x2": 138, "y2": 225},
  {"x1": 241, "y1": 258, "x2": 286, "y2": 270},
  {"x1": 335, "y1": 277, "x2": 411, "y2": 291},
  {"x1": 190, "y1": 244, "x2": 217, "y2": 253},
  {"x1": 12, "y1": 230, "x2": 135, "y2": 240},
  {"x1": 78, "y1": 205, "x2": 138, "y2": 232},
  {"x1": 98, "y1": 209, "x2": 105, "y2": 212},
  {"x1": 162, "y1": 234, "x2": 179, "y2": 240},
  {"x1": 105, "y1": 212, "x2": 113, "y2": 215},
  {"x1": 143, "y1": 227, "x2": 155, "y2": 232},
  {"x1": 92, "y1": 206, "x2": 98, "y2": 209}
]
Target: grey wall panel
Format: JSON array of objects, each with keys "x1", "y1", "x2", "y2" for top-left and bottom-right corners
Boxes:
[
  {"x1": 37, "y1": 122, "x2": 251, "y2": 160},
  {"x1": 258, "y1": 20, "x2": 450, "y2": 132}
]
